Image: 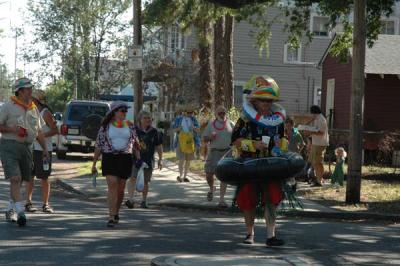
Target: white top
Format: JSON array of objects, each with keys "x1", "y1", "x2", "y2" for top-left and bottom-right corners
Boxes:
[
  {"x1": 33, "y1": 108, "x2": 53, "y2": 152},
  {"x1": 312, "y1": 114, "x2": 329, "y2": 146},
  {"x1": 108, "y1": 124, "x2": 130, "y2": 151}
]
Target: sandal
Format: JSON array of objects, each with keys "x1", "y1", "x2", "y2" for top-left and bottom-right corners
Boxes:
[
  {"x1": 25, "y1": 202, "x2": 38, "y2": 213},
  {"x1": 114, "y1": 215, "x2": 120, "y2": 224},
  {"x1": 42, "y1": 204, "x2": 54, "y2": 213},
  {"x1": 207, "y1": 191, "x2": 213, "y2": 202},
  {"x1": 177, "y1": 176, "x2": 183, "y2": 183}
]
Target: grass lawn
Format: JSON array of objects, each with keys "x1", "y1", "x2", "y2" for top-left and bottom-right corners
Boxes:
[
  {"x1": 77, "y1": 161, "x2": 104, "y2": 179},
  {"x1": 298, "y1": 178, "x2": 400, "y2": 215}
]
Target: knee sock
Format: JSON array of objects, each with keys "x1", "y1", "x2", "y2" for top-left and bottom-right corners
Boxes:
[
  {"x1": 7, "y1": 200, "x2": 14, "y2": 211},
  {"x1": 14, "y1": 202, "x2": 24, "y2": 214}
]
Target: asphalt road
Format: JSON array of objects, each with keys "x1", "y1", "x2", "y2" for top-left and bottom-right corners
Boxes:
[{"x1": 1, "y1": 179, "x2": 400, "y2": 266}]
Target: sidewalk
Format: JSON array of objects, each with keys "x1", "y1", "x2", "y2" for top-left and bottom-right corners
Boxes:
[{"x1": 55, "y1": 160, "x2": 340, "y2": 214}]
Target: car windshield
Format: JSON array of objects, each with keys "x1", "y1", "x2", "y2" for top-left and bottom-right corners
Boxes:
[{"x1": 68, "y1": 104, "x2": 108, "y2": 122}]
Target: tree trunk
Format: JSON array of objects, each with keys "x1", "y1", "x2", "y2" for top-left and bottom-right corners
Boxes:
[
  {"x1": 199, "y1": 22, "x2": 213, "y2": 110},
  {"x1": 346, "y1": 0, "x2": 366, "y2": 204},
  {"x1": 214, "y1": 17, "x2": 225, "y2": 107},
  {"x1": 223, "y1": 14, "x2": 234, "y2": 109}
]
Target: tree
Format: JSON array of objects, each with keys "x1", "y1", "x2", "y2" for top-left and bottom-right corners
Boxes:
[
  {"x1": 26, "y1": 0, "x2": 132, "y2": 98},
  {"x1": 44, "y1": 79, "x2": 73, "y2": 112}
]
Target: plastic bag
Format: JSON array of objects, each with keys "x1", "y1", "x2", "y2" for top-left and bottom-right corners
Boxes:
[
  {"x1": 136, "y1": 162, "x2": 148, "y2": 192},
  {"x1": 178, "y1": 132, "x2": 195, "y2": 154}
]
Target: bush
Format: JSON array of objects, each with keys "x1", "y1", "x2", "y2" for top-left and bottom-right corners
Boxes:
[{"x1": 377, "y1": 130, "x2": 400, "y2": 165}]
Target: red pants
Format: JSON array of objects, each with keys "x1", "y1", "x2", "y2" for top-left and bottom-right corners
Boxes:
[{"x1": 236, "y1": 182, "x2": 282, "y2": 211}]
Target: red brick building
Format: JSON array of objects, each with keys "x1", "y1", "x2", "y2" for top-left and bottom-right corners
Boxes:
[{"x1": 319, "y1": 35, "x2": 400, "y2": 151}]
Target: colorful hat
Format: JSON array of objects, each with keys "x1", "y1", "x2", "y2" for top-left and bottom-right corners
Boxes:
[
  {"x1": 106, "y1": 101, "x2": 131, "y2": 116},
  {"x1": 14, "y1": 77, "x2": 34, "y2": 92},
  {"x1": 244, "y1": 75, "x2": 280, "y2": 101}
]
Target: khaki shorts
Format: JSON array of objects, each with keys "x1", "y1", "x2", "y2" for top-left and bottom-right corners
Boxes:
[
  {"x1": 0, "y1": 139, "x2": 33, "y2": 181},
  {"x1": 310, "y1": 145, "x2": 327, "y2": 165},
  {"x1": 131, "y1": 167, "x2": 153, "y2": 183}
]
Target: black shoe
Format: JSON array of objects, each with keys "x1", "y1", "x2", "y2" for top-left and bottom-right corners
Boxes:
[
  {"x1": 125, "y1": 200, "x2": 134, "y2": 209},
  {"x1": 243, "y1": 234, "x2": 254, "y2": 244},
  {"x1": 266, "y1": 237, "x2": 285, "y2": 247},
  {"x1": 17, "y1": 213, "x2": 27, "y2": 227},
  {"x1": 311, "y1": 182, "x2": 322, "y2": 187},
  {"x1": 114, "y1": 215, "x2": 120, "y2": 224},
  {"x1": 140, "y1": 201, "x2": 149, "y2": 209},
  {"x1": 107, "y1": 219, "x2": 115, "y2": 228},
  {"x1": 25, "y1": 202, "x2": 38, "y2": 213},
  {"x1": 183, "y1": 177, "x2": 190, "y2": 182}
]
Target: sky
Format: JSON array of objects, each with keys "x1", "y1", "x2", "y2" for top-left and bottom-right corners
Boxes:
[{"x1": 0, "y1": 0, "x2": 34, "y2": 76}]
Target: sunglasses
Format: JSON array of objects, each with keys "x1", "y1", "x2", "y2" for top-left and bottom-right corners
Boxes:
[
  {"x1": 258, "y1": 99, "x2": 273, "y2": 103},
  {"x1": 118, "y1": 108, "x2": 128, "y2": 113}
]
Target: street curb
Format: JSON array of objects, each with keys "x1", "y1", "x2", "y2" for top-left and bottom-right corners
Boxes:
[
  {"x1": 151, "y1": 255, "x2": 321, "y2": 266},
  {"x1": 54, "y1": 179, "x2": 400, "y2": 223}
]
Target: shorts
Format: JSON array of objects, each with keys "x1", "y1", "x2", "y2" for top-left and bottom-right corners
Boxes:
[
  {"x1": 205, "y1": 149, "x2": 230, "y2": 174},
  {"x1": 101, "y1": 153, "x2": 133, "y2": 179},
  {"x1": 236, "y1": 182, "x2": 282, "y2": 211},
  {"x1": 33, "y1": 150, "x2": 52, "y2": 179},
  {"x1": 310, "y1": 145, "x2": 327, "y2": 165},
  {"x1": 176, "y1": 144, "x2": 195, "y2": 161},
  {"x1": 131, "y1": 167, "x2": 153, "y2": 183},
  {"x1": 0, "y1": 139, "x2": 33, "y2": 181}
]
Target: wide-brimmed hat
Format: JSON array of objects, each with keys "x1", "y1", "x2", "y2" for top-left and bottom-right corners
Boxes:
[
  {"x1": 32, "y1": 90, "x2": 46, "y2": 105},
  {"x1": 244, "y1": 75, "x2": 280, "y2": 101},
  {"x1": 14, "y1": 77, "x2": 34, "y2": 92},
  {"x1": 106, "y1": 101, "x2": 131, "y2": 116}
]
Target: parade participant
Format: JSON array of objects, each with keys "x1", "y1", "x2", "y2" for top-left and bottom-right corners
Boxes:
[
  {"x1": 25, "y1": 92, "x2": 58, "y2": 213},
  {"x1": 284, "y1": 117, "x2": 305, "y2": 153},
  {"x1": 172, "y1": 106, "x2": 200, "y2": 182},
  {"x1": 202, "y1": 106, "x2": 234, "y2": 207},
  {"x1": 0, "y1": 78, "x2": 49, "y2": 226},
  {"x1": 92, "y1": 101, "x2": 140, "y2": 227},
  {"x1": 125, "y1": 110, "x2": 163, "y2": 209},
  {"x1": 231, "y1": 75, "x2": 286, "y2": 247},
  {"x1": 305, "y1": 105, "x2": 329, "y2": 187}
]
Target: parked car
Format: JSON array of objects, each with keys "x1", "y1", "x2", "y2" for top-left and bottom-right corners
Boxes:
[{"x1": 56, "y1": 100, "x2": 111, "y2": 159}]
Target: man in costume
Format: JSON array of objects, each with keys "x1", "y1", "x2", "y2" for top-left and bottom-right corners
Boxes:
[{"x1": 231, "y1": 75, "x2": 286, "y2": 247}]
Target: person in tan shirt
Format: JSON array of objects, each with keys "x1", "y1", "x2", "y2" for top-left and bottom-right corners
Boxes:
[
  {"x1": 304, "y1": 105, "x2": 329, "y2": 186},
  {"x1": 0, "y1": 78, "x2": 49, "y2": 227}
]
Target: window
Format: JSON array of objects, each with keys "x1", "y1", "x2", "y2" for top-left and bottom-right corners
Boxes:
[
  {"x1": 169, "y1": 25, "x2": 185, "y2": 54},
  {"x1": 283, "y1": 43, "x2": 302, "y2": 63},
  {"x1": 234, "y1": 85, "x2": 244, "y2": 107},
  {"x1": 381, "y1": 20, "x2": 395, "y2": 35},
  {"x1": 311, "y1": 16, "x2": 330, "y2": 37}
]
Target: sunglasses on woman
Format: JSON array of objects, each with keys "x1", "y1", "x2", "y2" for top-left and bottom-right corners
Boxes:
[{"x1": 118, "y1": 108, "x2": 128, "y2": 113}]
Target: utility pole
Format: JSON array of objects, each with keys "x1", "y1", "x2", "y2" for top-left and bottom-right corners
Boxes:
[
  {"x1": 132, "y1": 0, "x2": 143, "y2": 123},
  {"x1": 346, "y1": 0, "x2": 366, "y2": 204}
]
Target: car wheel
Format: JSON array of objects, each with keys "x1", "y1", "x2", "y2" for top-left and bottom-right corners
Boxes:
[{"x1": 56, "y1": 151, "x2": 67, "y2": 160}]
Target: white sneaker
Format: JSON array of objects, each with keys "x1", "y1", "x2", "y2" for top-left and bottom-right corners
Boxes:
[{"x1": 5, "y1": 209, "x2": 17, "y2": 222}]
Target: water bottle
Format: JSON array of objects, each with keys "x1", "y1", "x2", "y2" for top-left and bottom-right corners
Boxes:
[
  {"x1": 92, "y1": 172, "x2": 97, "y2": 188},
  {"x1": 43, "y1": 159, "x2": 49, "y2": 171}
]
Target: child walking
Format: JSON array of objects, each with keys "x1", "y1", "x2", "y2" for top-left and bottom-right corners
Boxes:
[{"x1": 331, "y1": 147, "x2": 347, "y2": 187}]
